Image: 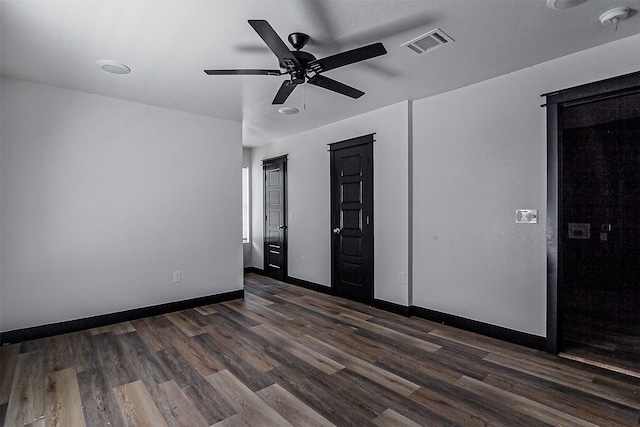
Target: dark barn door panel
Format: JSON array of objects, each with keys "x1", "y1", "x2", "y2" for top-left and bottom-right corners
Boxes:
[
  {"x1": 263, "y1": 156, "x2": 287, "y2": 281},
  {"x1": 330, "y1": 134, "x2": 374, "y2": 304},
  {"x1": 545, "y1": 71, "x2": 640, "y2": 371}
]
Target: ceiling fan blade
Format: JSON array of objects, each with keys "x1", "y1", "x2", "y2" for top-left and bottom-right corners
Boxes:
[
  {"x1": 248, "y1": 20, "x2": 301, "y2": 68},
  {"x1": 307, "y1": 75, "x2": 364, "y2": 99},
  {"x1": 272, "y1": 80, "x2": 298, "y2": 104},
  {"x1": 308, "y1": 42, "x2": 387, "y2": 73},
  {"x1": 204, "y1": 69, "x2": 282, "y2": 76}
]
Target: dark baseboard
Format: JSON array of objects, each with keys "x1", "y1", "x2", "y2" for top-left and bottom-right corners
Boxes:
[
  {"x1": 373, "y1": 299, "x2": 410, "y2": 317},
  {"x1": 244, "y1": 268, "x2": 333, "y2": 296},
  {"x1": 410, "y1": 305, "x2": 547, "y2": 351},
  {"x1": 0, "y1": 289, "x2": 244, "y2": 346},
  {"x1": 247, "y1": 270, "x2": 546, "y2": 351},
  {"x1": 286, "y1": 276, "x2": 334, "y2": 296}
]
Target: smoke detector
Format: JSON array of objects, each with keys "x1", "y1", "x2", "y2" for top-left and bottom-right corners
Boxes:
[{"x1": 599, "y1": 7, "x2": 630, "y2": 25}]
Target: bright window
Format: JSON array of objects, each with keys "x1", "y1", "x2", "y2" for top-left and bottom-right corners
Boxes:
[{"x1": 242, "y1": 167, "x2": 250, "y2": 242}]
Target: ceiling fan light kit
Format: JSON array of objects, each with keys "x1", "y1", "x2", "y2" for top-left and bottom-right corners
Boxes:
[{"x1": 204, "y1": 19, "x2": 387, "y2": 105}]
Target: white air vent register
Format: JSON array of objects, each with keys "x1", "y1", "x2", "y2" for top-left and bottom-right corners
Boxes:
[{"x1": 402, "y1": 29, "x2": 454, "y2": 54}]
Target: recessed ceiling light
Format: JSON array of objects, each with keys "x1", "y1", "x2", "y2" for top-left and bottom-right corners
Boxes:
[
  {"x1": 278, "y1": 106, "x2": 299, "y2": 115},
  {"x1": 97, "y1": 60, "x2": 131, "y2": 74},
  {"x1": 546, "y1": 0, "x2": 589, "y2": 10}
]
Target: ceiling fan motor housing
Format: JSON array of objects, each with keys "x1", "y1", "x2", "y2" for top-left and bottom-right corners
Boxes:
[
  {"x1": 287, "y1": 50, "x2": 316, "y2": 83},
  {"x1": 291, "y1": 69, "x2": 306, "y2": 84},
  {"x1": 291, "y1": 50, "x2": 316, "y2": 65}
]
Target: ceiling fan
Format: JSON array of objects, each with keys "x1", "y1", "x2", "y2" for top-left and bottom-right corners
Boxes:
[{"x1": 204, "y1": 20, "x2": 387, "y2": 105}]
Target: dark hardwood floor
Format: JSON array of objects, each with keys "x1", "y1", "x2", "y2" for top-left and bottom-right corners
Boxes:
[
  {"x1": 2, "y1": 273, "x2": 640, "y2": 426},
  {"x1": 562, "y1": 311, "x2": 640, "y2": 378}
]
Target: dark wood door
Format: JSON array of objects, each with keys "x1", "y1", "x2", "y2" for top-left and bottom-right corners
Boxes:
[
  {"x1": 263, "y1": 156, "x2": 287, "y2": 281},
  {"x1": 330, "y1": 134, "x2": 374, "y2": 304}
]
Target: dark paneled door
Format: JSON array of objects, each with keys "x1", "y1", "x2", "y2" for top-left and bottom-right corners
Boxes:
[
  {"x1": 263, "y1": 156, "x2": 287, "y2": 281},
  {"x1": 330, "y1": 134, "x2": 374, "y2": 304}
]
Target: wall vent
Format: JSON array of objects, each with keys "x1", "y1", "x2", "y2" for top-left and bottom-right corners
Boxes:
[{"x1": 402, "y1": 29, "x2": 454, "y2": 54}]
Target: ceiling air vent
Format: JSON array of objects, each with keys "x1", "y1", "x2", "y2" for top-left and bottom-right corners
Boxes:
[{"x1": 402, "y1": 29, "x2": 454, "y2": 54}]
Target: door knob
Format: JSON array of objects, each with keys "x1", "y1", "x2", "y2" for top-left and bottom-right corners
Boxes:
[
  {"x1": 278, "y1": 225, "x2": 285, "y2": 229},
  {"x1": 333, "y1": 228, "x2": 341, "y2": 234}
]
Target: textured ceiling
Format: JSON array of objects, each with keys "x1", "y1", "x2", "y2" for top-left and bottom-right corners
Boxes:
[{"x1": 2, "y1": 0, "x2": 639, "y2": 146}]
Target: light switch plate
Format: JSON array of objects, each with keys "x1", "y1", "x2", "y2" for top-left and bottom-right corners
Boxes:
[{"x1": 516, "y1": 209, "x2": 538, "y2": 224}]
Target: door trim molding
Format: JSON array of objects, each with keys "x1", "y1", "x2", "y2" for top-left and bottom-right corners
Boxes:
[
  {"x1": 261, "y1": 154, "x2": 289, "y2": 166},
  {"x1": 328, "y1": 133, "x2": 375, "y2": 151},
  {"x1": 543, "y1": 70, "x2": 640, "y2": 353}
]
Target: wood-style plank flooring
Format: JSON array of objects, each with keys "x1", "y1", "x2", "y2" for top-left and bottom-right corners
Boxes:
[
  {"x1": 563, "y1": 308, "x2": 640, "y2": 377},
  {"x1": 2, "y1": 273, "x2": 640, "y2": 426}
]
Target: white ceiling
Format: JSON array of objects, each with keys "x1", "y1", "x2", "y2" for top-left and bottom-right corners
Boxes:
[{"x1": 1, "y1": 0, "x2": 639, "y2": 146}]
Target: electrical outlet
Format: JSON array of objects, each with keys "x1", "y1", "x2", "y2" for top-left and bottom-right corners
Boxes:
[
  {"x1": 398, "y1": 272, "x2": 406, "y2": 284},
  {"x1": 173, "y1": 271, "x2": 182, "y2": 283}
]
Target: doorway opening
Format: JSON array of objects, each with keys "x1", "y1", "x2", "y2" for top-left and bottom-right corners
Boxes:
[{"x1": 545, "y1": 72, "x2": 640, "y2": 375}]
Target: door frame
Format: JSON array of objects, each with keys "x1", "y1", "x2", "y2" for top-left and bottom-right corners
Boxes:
[
  {"x1": 543, "y1": 70, "x2": 640, "y2": 353},
  {"x1": 329, "y1": 133, "x2": 375, "y2": 304},
  {"x1": 262, "y1": 155, "x2": 288, "y2": 281}
]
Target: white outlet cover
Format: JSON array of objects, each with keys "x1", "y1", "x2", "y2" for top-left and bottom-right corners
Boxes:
[
  {"x1": 516, "y1": 209, "x2": 538, "y2": 224},
  {"x1": 173, "y1": 271, "x2": 182, "y2": 283}
]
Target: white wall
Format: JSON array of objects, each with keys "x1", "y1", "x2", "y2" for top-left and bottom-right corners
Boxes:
[
  {"x1": 412, "y1": 34, "x2": 640, "y2": 337},
  {"x1": 0, "y1": 78, "x2": 243, "y2": 332},
  {"x1": 250, "y1": 101, "x2": 410, "y2": 306}
]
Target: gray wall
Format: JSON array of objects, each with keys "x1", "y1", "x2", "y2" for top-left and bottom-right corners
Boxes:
[
  {"x1": 249, "y1": 33, "x2": 640, "y2": 338},
  {"x1": 412, "y1": 32, "x2": 640, "y2": 337},
  {"x1": 2, "y1": 32, "x2": 638, "y2": 338},
  {"x1": 250, "y1": 101, "x2": 411, "y2": 306},
  {"x1": 0, "y1": 78, "x2": 243, "y2": 332}
]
